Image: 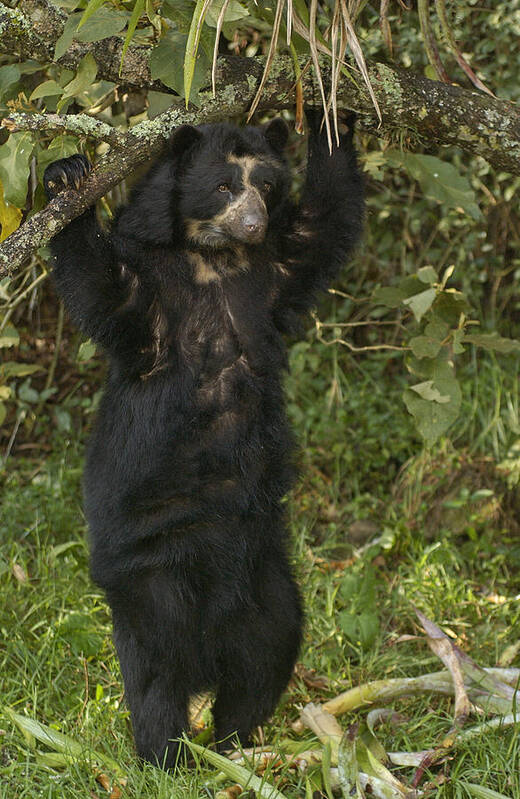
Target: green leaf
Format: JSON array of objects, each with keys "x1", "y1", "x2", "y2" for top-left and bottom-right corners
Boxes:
[
  {"x1": 162, "y1": 0, "x2": 195, "y2": 31},
  {"x1": 460, "y1": 784, "x2": 512, "y2": 799},
  {"x1": 0, "y1": 64, "x2": 21, "y2": 99},
  {"x1": 54, "y1": 407, "x2": 72, "y2": 432},
  {"x1": 417, "y1": 265, "x2": 438, "y2": 285},
  {"x1": 18, "y1": 379, "x2": 39, "y2": 403},
  {"x1": 357, "y1": 612, "x2": 380, "y2": 649},
  {"x1": 54, "y1": 14, "x2": 80, "y2": 60},
  {"x1": 0, "y1": 132, "x2": 34, "y2": 207},
  {"x1": 337, "y1": 728, "x2": 363, "y2": 799},
  {"x1": 424, "y1": 318, "x2": 449, "y2": 341},
  {"x1": 75, "y1": 8, "x2": 127, "y2": 42},
  {"x1": 49, "y1": 541, "x2": 83, "y2": 560},
  {"x1": 30, "y1": 80, "x2": 64, "y2": 101},
  {"x1": 463, "y1": 333, "x2": 520, "y2": 353},
  {"x1": 77, "y1": 340, "x2": 97, "y2": 361},
  {"x1": 150, "y1": 31, "x2": 210, "y2": 101},
  {"x1": 37, "y1": 136, "x2": 80, "y2": 182},
  {"x1": 0, "y1": 181, "x2": 22, "y2": 242},
  {"x1": 403, "y1": 361, "x2": 461, "y2": 446},
  {"x1": 452, "y1": 328, "x2": 466, "y2": 354},
  {"x1": 409, "y1": 380, "x2": 450, "y2": 403},
  {"x1": 372, "y1": 285, "x2": 408, "y2": 308},
  {"x1": 321, "y1": 742, "x2": 334, "y2": 799},
  {"x1": 434, "y1": 290, "x2": 471, "y2": 325},
  {"x1": 120, "y1": 0, "x2": 146, "y2": 69},
  {"x1": 387, "y1": 151, "x2": 481, "y2": 219},
  {"x1": 185, "y1": 741, "x2": 288, "y2": 798},
  {"x1": 35, "y1": 751, "x2": 71, "y2": 768},
  {"x1": 184, "y1": 0, "x2": 212, "y2": 106},
  {"x1": 4, "y1": 708, "x2": 125, "y2": 777},
  {"x1": 0, "y1": 362, "x2": 42, "y2": 379},
  {"x1": 0, "y1": 402, "x2": 6, "y2": 427},
  {"x1": 402, "y1": 288, "x2": 436, "y2": 323},
  {"x1": 206, "y1": 0, "x2": 249, "y2": 26},
  {"x1": 150, "y1": 32, "x2": 187, "y2": 93},
  {"x1": 0, "y1": 325, "x2": 20, "y2": 347},
  {"x1": 409, "y1": 335, "x2": 442, "y2": 359},
  {"x1": 57, "y1": 53, "x2": 98, "y2": 111},
  {"x1": 77, "y1": 0, "x2": 108, "y2": 29},
  {"x1": 58, "y1": 612, "x2": 103, "y2": 656}
]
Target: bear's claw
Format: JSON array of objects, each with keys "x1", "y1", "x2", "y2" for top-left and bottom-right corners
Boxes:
[{"x1": 44, "y1": 154, "x2": 92, "y2": 199}]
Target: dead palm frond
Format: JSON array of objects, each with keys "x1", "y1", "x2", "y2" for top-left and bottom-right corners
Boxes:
[{"x1": 210, "y1": 0, "x2": 381, "y2": 145}]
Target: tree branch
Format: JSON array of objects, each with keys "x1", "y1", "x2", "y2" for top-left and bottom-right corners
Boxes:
[
  {"x1": 1, "y1": 53, "x2": 520, "y2": 277},
  {"x1": 0, "y1": 4, "x2": 51, "y2": 61},
  {"x1": 3, "y1": 112, "x2": 126, "y2": 147},
  {"x1": 13, "y1": 0, "x2": 174, "y2": 94}
]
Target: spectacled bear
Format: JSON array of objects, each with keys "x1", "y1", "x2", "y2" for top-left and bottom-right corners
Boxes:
[{"x1": 43, "y1": 110, "x2": 364, "y2": 769}]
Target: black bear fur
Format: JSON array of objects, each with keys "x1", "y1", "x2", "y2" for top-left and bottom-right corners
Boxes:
[{"x1": 43, "y1": 111, "x2": 364, "y2": 768}]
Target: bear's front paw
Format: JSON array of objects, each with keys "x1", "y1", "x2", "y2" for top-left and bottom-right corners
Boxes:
[
  {"x1": 43, "y1": 154, "x2": 92, "y2": 199},
  {"x1": 337, "y1": 110, "x2": 356, "y2": 144},
  {"x1": 305, "y1": 108, "x2": 356, "y2": 150}
]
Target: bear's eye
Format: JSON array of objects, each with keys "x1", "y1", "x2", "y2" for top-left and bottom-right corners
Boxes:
[
  {"x1": 263, "y1": 181, "x2": 272, "y2": 193},
  {"x1": 217, "y1": 183, "x2": 231, "y2": 193}
]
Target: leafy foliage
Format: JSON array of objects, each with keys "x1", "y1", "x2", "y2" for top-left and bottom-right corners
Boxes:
[
  {"x1": 1, "y1": 4, "x2": 520, "y2": 796},
  {"x1": 3, "y1": 0, "x2": 519, "y2": 444}
]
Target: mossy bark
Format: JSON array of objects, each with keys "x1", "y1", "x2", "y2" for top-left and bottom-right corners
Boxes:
[{"x1": 2, "y1": 6, "x2": 520, "y2": 275}]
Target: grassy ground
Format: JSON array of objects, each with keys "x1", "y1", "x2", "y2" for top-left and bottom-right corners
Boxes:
[{"x1": 1, "y1": 344, "x2": 520, "y2": 798}]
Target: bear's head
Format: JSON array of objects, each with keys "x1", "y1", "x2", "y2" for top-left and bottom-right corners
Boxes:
[{"x1": 170, "y1": 120, "x2": 290, "y2": 249}]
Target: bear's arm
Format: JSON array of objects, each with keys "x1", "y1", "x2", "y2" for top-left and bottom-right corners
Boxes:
[
  {"x1": 44, "y1": 155, "x2": 150, "y2": 358},
  {"x1": 50, "y1": 207, "x2": 151, "y2": 357},
  {"x1": 273, "y1": 111, "x2": 364, "y2": 330}
]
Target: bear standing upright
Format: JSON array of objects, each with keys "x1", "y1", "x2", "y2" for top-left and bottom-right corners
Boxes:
[{"x1": 43, "y1": 111, "x2": 364, "y2": 769}]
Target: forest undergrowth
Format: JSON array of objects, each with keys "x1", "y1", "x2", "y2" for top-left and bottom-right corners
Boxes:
[{"x1": 2, "y1": 329, "x2": 520, "y2": 798}]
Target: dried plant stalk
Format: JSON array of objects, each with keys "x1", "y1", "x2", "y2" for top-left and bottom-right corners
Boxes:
[
  {"x1": 211, "y1": 0, "x2": 231, "y2": 95},
  {"x1": 434, "y1": 0, "x2": 494, "y2": 96},
  {"x1": 247, "y1": 0, "x2": 287, "y2": 121}
]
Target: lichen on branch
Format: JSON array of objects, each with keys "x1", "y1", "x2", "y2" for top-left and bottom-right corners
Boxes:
[{"x1": 1, "y1": 33, "x2": 520, "y2": 276}]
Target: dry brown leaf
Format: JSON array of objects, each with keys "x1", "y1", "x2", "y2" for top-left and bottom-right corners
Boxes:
[
  {"x1": 95, "y1": 773, "x2": 125, "y2": 797},
  {"x1": 294, "y1": 663, "x2": 331, "y2": 691},
  {"x1": 215, "y1": 785, "x2": 243, "y2": 799},
  {"x1": 498, "y1": 640, "x2": 520, "y2": 668},
  {"x1": 12, "y1": 563, "x2": 28, "y2": 583},
  {"x1": 414, "y1": 609, "x2": 471, "y2": 725},
  {"x1": 300, "y1": 702, "x2": 342, "y2": 760}
]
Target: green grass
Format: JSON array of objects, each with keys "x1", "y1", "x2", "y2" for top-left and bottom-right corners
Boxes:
[{"x1": 1, "y1": 347, "x2": 520, "y2": 798}]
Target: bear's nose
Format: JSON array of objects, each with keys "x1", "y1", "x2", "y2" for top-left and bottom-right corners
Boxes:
[{"x1": 243, "y1": 214, "x2": 264, "y2": 233}]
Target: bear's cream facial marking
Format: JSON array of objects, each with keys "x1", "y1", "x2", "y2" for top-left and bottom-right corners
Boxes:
[{"x1": 185, "y1": 155, "x2": 281, "y2": 251}]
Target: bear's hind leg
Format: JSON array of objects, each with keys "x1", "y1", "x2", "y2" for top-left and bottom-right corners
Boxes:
[
  {"x1": 213, "y1": 562, "x2": 302, "y2": 750},
  {"x1": 113, "y1": 614, "x2": 190, "y2": 769}
]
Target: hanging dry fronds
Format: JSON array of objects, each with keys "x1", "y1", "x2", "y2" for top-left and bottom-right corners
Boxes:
[
  {"x1": 308, "y1": 0, "x2": 332, "y2": 148},
  {"x1": 434, "y1": 0, "x2": 495, "y2": 96},
  {"x1": 286, "y1": 0, "x2": 293, "y2": 46},
  {"x1": 417, "y1": 0, "x2": 450, "y2": 83},
  {"x1": 329, "y1": 0, "x2": 343, "y2": 144},
  {"x1": 211, "y1": 0, "x2": 232, "y2": 96},
  {"x1": 339, "y1": 0, "x2": 381, "y2": 122},
  {"x1": 246, "y1": 0, "x2": 287, "y2": 122},
  {"x1": 380, "y1": 0, "x2": 393, "y2": 56}
]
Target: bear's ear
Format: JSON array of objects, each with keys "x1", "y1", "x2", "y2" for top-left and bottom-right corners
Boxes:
[
  {"x1": 264, "y1": 118, "x2": 289, "y2": 154},
  {"x1": 169, "y1": 125, "x2": 202, "y2": 160}
]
